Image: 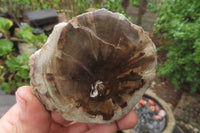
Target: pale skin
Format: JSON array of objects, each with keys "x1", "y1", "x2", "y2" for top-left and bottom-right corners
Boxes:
[{"x1": 0, "y1": 86, "x2": 138, "y2": 133}]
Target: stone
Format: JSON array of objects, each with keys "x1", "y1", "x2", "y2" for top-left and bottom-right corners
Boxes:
[
  {"x1": 139, "y1": 99, "x2": 147, "y2": 106},
  {"x1": 155, "y1": 105, "x2": 161, "y2": 112},
  {"x1": 135, "y1": 103, "x2": 141, "y2": 110},
  {"x1": 194, "y1": 128, "x2": 199, "y2": 133},
  {"x1": 158, "y1": 110, "x2": 166, "y2": 117},
  {"x1": 149, "y1": 105, "x2": 155, "y2": 112},
  {"x1": 154, "y1": 115, "x2": 162, "y2": 121},
  {"x1": 148, "y1": 99, "x2": 155, "y2": 105},
  {"x1": 26, "y1": 9, "x2": 58, "y2": 27},
  {"x1": 29, "y1": 9, "x2": 157, "y2": 123},
  {"x1": 0, "y1": 33, "x2": 3, "y2": 38},
  {"x1": 174, "y1": 92, "x2": 200, "y2": 129},
  {"x1": 0, "y1": 95, "x2": 16, "y2": 117}
]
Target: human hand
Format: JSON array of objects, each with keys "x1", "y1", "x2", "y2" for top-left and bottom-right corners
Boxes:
[{"x1": 0, "y1": 86, "x2": 138, "y2": 133}]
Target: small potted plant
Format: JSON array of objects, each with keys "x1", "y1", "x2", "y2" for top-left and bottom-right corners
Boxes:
[
  {"x1": 16, "y1": 25, "x2": 47, "y2": 55},
  {"x1": 124, "y1": 89, "x2": 175, "y2": 133}
]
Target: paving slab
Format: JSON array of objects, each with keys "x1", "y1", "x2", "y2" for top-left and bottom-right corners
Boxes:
[
  {"x1": 26, "y1": 9, "x2": 58, "y2": 26},
  {"x1": 0, "y1": 88, "x2": 5, "y2": 95},
  {"x1": 0, "y1": 95, "x2": 16, "y2": 118},
  {"x1": 174, "y1": 92, "x2": 200, "y2": 130},
  {"x1": 126, "y1": 5, "x2": 158, "y2": 32}
]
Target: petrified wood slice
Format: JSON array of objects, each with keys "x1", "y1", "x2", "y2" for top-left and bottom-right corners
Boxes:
[{"x1": 29, "y1": 9, "x2": 157, "y2": 123}]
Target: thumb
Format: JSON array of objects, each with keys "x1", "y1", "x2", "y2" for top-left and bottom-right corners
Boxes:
[{"x1": 12, "y1": 86, "x2": 51, "y2": 133}]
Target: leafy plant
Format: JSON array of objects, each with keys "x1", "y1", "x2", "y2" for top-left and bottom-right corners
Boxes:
[
  {"x1": 147, "y1": 2, "x2": 161, "y2": 13},
  {"x1": 17, "y1": 25, "x2": 47, "y2": 49},
  {"x1": 0, "y1": 0, "x2": 8, "y2": 13},
  {"x1": 155, "y1": 0, "x2": 200, "y2": 93},
  {"x1": 1, "y1": 53, "x2": 30, "y2": 94},
  {"x1": 0, "y1": 39, "x2": 13, "y2": 57},
  {"x1": 67, "y1": 0, "x2": 132, "y2": 22},
  {"x1": 0, "y1": 17, "x2": 13, "y2": 39},
  {"x1": 106, "y1": 0, "x2": 132, "y2": 21},
  {"x1": 175, "y1": 120, "x2": 180, "y2": 124},
  {"x1": 0, "y1": 64, "x2": 7, "y2": 82},
  {"x1": 0, "y1": 17, "x2": 13, "y2": 32},
  {"x1": 0, "y1": 17, "x2": 13, "y2": 58},
  {"x1": 130, "y1": 0, "x2": 139, "y2": 6},
  {"x1": 0, "y1": 0, "x2": 62, "y2": 25}
]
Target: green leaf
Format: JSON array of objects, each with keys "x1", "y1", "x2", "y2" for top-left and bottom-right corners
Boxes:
[
  {"x1": 0, "y1": 17, "x2": 13, "y2": 31},
  {"x1": 17, "y1": 25, "x2": 47, "y2": 48},
  {"x1": 1, "y1": 83, "x2": 10, "y2": 92},
  {"x1": 0, "y1": 39, "x2": 13, "y2": 57},
  {"x1": 17, "y1": 70, "x2": 29, "y2": 79},
  {"x1": 155, "y1": 0, "x2": 200, "y2": 93},
  {"x1": 6, "y1": 53, "x2": 30, "y2": 71}
]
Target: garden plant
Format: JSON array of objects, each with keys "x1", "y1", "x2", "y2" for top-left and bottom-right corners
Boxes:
[{"x1": 155, "y1": 0, "x2": 200, "y2": 93}]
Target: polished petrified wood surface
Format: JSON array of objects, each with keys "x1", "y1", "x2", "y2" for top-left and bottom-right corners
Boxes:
[{"x1": 29, "y1": 9, "x2": 157, "y2": 123}]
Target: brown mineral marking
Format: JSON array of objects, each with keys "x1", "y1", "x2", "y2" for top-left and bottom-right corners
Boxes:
[
  {"x1": 120, "y1": 102, "x2": 127, "y2": 108},
  {"x1": 52, "y1": 108, "x2": 58, "y2": 112},
  {"x1": 75, "y1": 99, "x2": 83, "y2": 108},
  {"x1": 122, "y1": 87, "x2": 131, "y2": 92},
  {"x1": 46, "y1": 73, "x2": 55, "y2": 81},
  {"x1": 87, "y1": 110, "x2": 114, "y2": 121},
  {"x1": 46, "y1": 73, "x2": 60, "y2": 94},
  {"x1": 58, "y1": 23, "x2": 74, "y2": 49},
  {"x1": 102, "y1": 112, "x2": 114, "y2": 120},
  {"x1": 105, "y1": 89, "x2": 110, "y2": 95},
  {"x1": 45, "y1": 92, "x2": 50, "y2": 98},
  {"x1": 131, "y1": 55, "x2": 155, "y2": 69},
  {"x1": 30, "y1": 56, "x2": 37, "y2": 80},
  {"x1": 117, "y1": 71, "x2": 142, "y2": 82},
  {"x1": 129, "y1": 79, "x2": 145, "y2": 95},
  {"x1": 76, "y1": 99, "x2": 114, "y2": 120},
  {"x1": 132, "y1": 46, "x2": 137, "y2": 53},
  {"x1": 75, "y1": 102, "x2": 81, "y2": 108},
  {"x1": 138, "y1": 52, "x2": 145, "y2": 57},
  {"x1": 129, "y1": 52, "x2": 145, "y2": 63}
]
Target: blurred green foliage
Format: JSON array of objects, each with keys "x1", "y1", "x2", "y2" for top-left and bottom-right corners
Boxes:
[
  {"x1": 0, "y1": 0, "x2": 62, "y2": 18},
  {"x1": 0, "y1": 17, "x2": 46, "y2": 94},
  {"x1": 155, "y1": 0, "x2": 200, "y2": 92},
  {"x1": 0, "y1": 17, "x2": 30, "y2": 94},
  {"x1": 130, "y1": 0, "x2": 139, "y2": 6},
  {"x1": 0, "y1": 17, "x2": 13, "y2": 39},
  {"x1": 1, "y1": 54, "x2": 30, "y2": 94},
  {"x1": 0, "y1": 39, "x2": 13, "y2": 58},
  {"x1": 105, "y1": 0, "x2": 131, "y2": 21},
  {"x1": 0, "y1": 17, "x2": 14, "y2": 58},
  {"x1": 17, "y1": 25, "x2": 47, "y2": 49},
  {"x1": 1, "y1": 0, "x2": 133, "y2": 24},
  {"x1": 147, "y1": 2, "x2": 161, "y2": 13},
  {"x1": 0, "y1": 17, "x2": 13, "y2": 32},
  {"x1": 68, "y1": 0, "x2": 132, "y2": 22},
  {"x1": 0, "y1": 0, "x2": 133, "y2": 94}
]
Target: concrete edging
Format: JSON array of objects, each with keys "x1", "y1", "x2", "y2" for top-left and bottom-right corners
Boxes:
[
  {"x1": 123, "y1": 89, "x2": 175, "y2": 133},
  {"x1": 145, "y1": 89, "x2": 175, "y2": 133}
]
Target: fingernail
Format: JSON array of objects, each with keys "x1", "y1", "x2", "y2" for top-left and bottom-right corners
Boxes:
[{"x1": 16, "y1": 88, "x2": 27, "y2": 113}]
